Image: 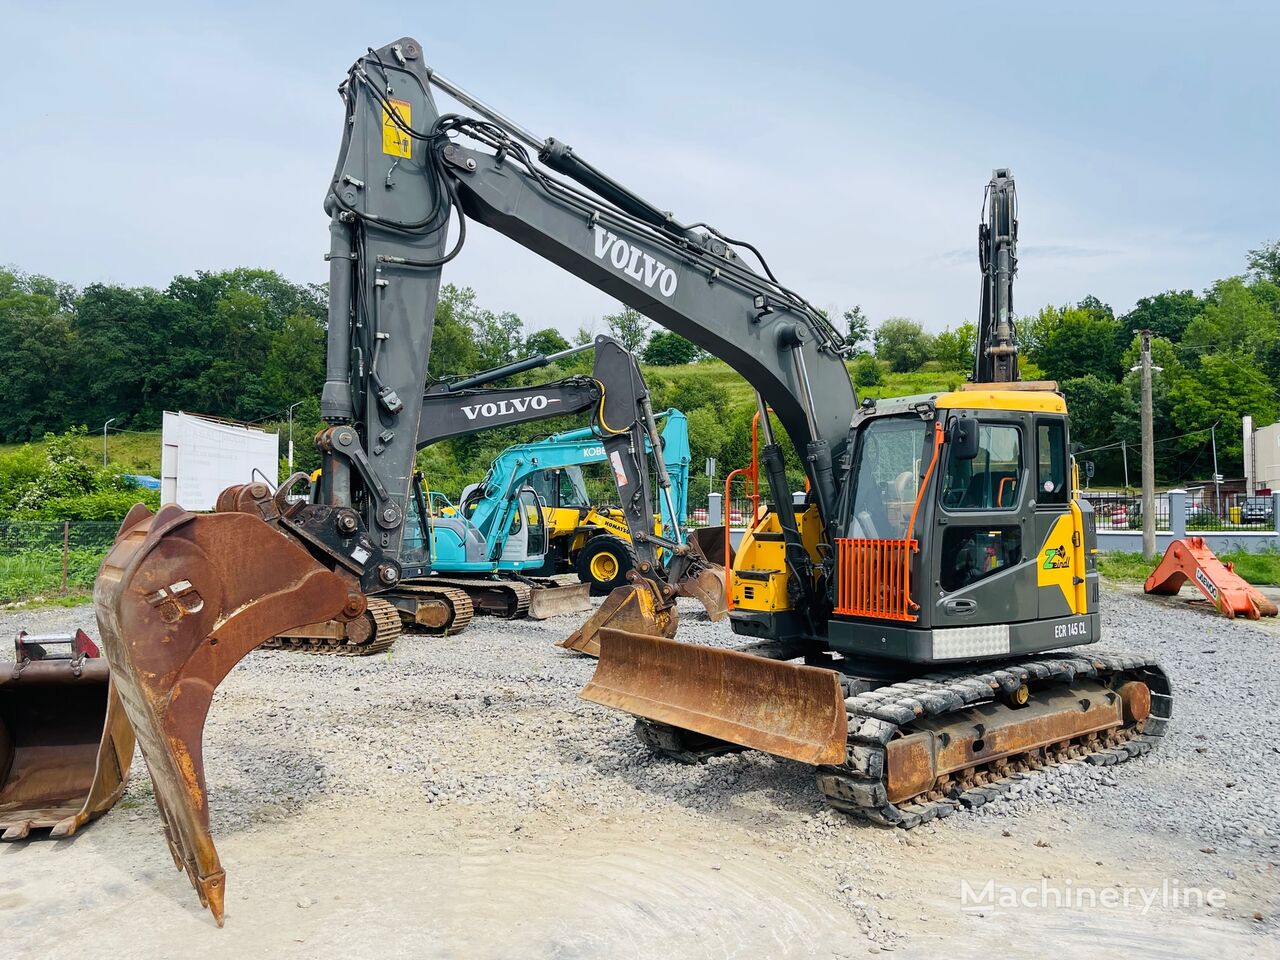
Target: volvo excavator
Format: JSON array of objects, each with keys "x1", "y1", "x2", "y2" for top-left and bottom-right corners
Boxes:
[
  {"x1": 92, "y1": 40, "x2": 1171, "y2": 924},
  {"x1": 263, "y1": 335, "x2": 706, "y2": 654}
]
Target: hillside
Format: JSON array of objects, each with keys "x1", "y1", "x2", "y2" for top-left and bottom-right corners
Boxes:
[{"x1": 0, "y1": 360, "x2": 969, "y2": 485}]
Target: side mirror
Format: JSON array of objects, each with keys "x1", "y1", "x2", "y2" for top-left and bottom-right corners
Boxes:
[
  {"x1": 948, "y1": 416, "x2": 980, "y2": 461},
  {"x1": 1084, "y1": 460, "x2": 1096, "y2": 480}
]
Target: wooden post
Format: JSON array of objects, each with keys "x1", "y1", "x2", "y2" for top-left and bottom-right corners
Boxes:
[{"x1": 62, "y1": 521, "x2": 70, "y2": 594}]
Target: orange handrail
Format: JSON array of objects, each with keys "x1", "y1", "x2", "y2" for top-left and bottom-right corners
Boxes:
[{"x1": 722, "y1": 466, "x2": 753, "y2": 611}]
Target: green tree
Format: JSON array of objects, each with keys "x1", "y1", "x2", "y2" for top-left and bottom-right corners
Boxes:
[
  {"x1": 260, "y1": 311, "x2": 327, "y2": 413},
  {"x1": 843, "y1": 305, "x2": 870, "y2": 353},
  {"x1": 1060, "y1": 374, "x2": 1125, "y2": 449},
  {"x1": 931, "y1": 322, "x2": 976, "y2": 370},
  {"x1": 873, "y1": 317, "x2": 932, "y2": 373},
  {"x1": 1167, "y1": 353, "x2": 1277, "y2": 471},
  {"x1": 604, "y1": 305, "x2": 650, "y2": 353},
  {"x1": 0, "y1": 269, "x2": 80, "y2": 440},
  {"x1": 1119, "y1": 290, "x2": 1202, "y2": 342},
  {"x1": 1248, "y1": 239, "x2": 1280, "y2": 286},
  {"x1": 1180, "y1": 277, "x2": 1277, "y2": 363},
  {"x1": 523, "y1": 327, "x2": 570, "y2": 356},
  {"x1": 642, "y1": 331, "x2": 702, "y2": 365},
  {"x1": 1032, "y1": 306, "x2": 1124, "y2": 381}
]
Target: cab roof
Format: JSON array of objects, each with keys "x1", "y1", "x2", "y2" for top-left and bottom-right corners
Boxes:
[{"x1": 935, "y1": 389, "x2": 1066, "y2": 414}]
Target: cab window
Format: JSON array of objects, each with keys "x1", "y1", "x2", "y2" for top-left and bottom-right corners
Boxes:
[
  {"x1": 940, "y1": 424, "x2": 1021, "y2": 511},
  {"x1": 1036, "y1": 419, "x2": 1069, "y2": 505}
]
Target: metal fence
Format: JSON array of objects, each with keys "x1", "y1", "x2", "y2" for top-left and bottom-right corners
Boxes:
[
  {"x1": 1083, "y1": 492, "x2": 1171, "y2": 532},
  {"x1": 0, "y1": 520, "x2": 122, "y2": 602},
  {"x1": 1085, "y1": 490, "x2": 1277, "y2": 534}
]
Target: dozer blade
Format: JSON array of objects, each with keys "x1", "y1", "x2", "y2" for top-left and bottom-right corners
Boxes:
[
  {"x1": 0, "y1": 657, "x2": 135, "y2": 841},
  {"x1": 93, "y1": 502, "x2": 358, "y2": 925},
  {"x1": 526, "y1": 579, "x2": 592, "y2": 620},
  {"x1": 558, "y1": 577, "x2": 678, "y2": 657},
  {"x1": 581, "y1": 629, "x2": 847, "y2": 765}
]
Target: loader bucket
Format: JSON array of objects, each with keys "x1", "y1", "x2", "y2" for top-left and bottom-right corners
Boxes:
[
  {"x1": 0, "y1": 648, "x2": 135, "y2": 840},
  {"x1": 558, "y1": 576, "x2": 678, "y2": 657},
  {"x1": 526, "y1": 579, "x2": 592, "y2": 620},
  {"x1": 93, "y1": 502, "x2": 357, "y2": 925},
  {"x1": 581, "y1": 629, "x2": 848, "y2": 765}
]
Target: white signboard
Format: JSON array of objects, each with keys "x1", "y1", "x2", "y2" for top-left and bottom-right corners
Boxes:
[{"x1": 161, "y1": 412, "x2": 280, "y2": 510}]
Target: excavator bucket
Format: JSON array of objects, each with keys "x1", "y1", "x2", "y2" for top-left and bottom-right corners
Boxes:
[
  {"x1": 1144, "y1": 536, "x2": 1278, "y2": 619},
  {"x1": 581, "y1": 630, "x2": 848, "y2": 765},
  {"x1": 672, "y1": 526, "x2": 732, "y2": 622},
  {"x1": 558, "y1": 576, "x2": 678, "y2": 657},
  {"x1": 0, "y1": 630, "x2": 135, "y2": 841},
  {"x1": 93, "y1": 502, "x2": 357, "y2": 925}
]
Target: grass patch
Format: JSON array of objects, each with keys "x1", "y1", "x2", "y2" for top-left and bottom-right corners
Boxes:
[
  {"x1": 1098, "y1": 549, "x2": 1280, "y2": 586},
  {"x1": 0, "y1": 547, "x2": 104, "y2": 603},
  {"x1": 0, "y1": 430, "x2": 163, "y2": 476}
]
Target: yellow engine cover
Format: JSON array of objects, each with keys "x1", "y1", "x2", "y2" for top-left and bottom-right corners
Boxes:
[{"x1": 731, "y1": 504, "x2": 823, "y2": 613}]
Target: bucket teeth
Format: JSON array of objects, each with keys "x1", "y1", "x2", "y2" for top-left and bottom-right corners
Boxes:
[{"x1": 93, "y1": 501, "x2": 355, "y2": 924}]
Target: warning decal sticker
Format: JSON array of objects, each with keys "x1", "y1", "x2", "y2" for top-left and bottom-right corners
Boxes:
[{"x1": 382, "y1": 98, "x2": 412, "y2": 158}]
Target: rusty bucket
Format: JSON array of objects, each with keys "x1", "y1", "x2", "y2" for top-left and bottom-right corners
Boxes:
[
  {"x1": 581, "y1": 629, "x2": 848, "y2": 765},
  {"x1": 94, "y1": 502, "x2": 356, "y2": 925},
  {"x1": 1, "y1": 630, "x2": 136, "y2": 840},
  {"x1": 558, "y1": 576, "x2": 678, "y2": 657}
]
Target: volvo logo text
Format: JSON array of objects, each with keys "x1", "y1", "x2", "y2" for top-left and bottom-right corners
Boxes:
[
  {"x1": 461, "y1": 395, "x2": 557, "y2": 420},
  {"x1": 593, "y1": 225, "x2": 678, "y2": 298}
]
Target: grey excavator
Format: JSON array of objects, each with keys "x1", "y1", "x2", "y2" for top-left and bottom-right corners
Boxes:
[{"x1": 92, "y1": 39, "x2": 1171, "y2": 924}]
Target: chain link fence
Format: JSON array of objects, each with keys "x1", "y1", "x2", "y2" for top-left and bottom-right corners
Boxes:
[{"x1": 0, "y1": 519, "x2": 121, "y2": 602}]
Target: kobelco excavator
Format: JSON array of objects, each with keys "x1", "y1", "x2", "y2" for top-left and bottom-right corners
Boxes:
[
  {"x1": 263, "y1": 336, "x2": 709, "y2": 653},
  {"x1": 93, "y1": 40, "x2": 1171, "y2": 924}
]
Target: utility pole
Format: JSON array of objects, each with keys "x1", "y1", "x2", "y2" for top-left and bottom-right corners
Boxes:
[
  {"x1": 1210, "y1": 421, "x2": 1221, "y2": 518},
  {"x1": 1140, "y1": 331, "x2": 1156, "y2": 559},
  {"x1": 1121, "y1": 439, "x2": 1129, "y2": 492},
  {"x1": 102, "y1": 417, "x2": 117, "y2": 468}
]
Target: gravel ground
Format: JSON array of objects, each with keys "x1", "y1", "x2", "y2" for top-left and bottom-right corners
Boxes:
[{"x1": 2, "y1": 585, "x2": 1277, "y2": 959}]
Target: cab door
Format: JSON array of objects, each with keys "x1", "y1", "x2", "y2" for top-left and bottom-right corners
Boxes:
[
  {"x1": 931, "y1": 413, "x2": 1038, "y2": 627},
  {"x1": 1032, "y1": 416, "x2": 1087, "y2": 618},
  {"x1": 500, "y1": 487, "x2": 548, "y2": 564}
]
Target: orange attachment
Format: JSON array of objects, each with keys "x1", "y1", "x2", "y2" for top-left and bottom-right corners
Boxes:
[{"x1": 1144, "y1": 536, "x2": 1278, "y2": 620}]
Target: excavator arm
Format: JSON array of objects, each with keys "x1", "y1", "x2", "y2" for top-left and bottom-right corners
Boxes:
[
  {"x1": 973, "y1": 168, "x2": 1019, "y2": 383},
  {"x1": 93, "y1": 37, "x2": 856, "y2": 923}
]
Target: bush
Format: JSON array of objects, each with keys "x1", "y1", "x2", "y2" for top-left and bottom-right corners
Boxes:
[{"x1": 852, "y1": 355, "x2": 884, "y2": 387}]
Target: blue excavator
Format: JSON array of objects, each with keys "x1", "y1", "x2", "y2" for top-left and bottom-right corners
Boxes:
[{"x1": 422, "y1": 408, "x2": 690, "y2": 605}]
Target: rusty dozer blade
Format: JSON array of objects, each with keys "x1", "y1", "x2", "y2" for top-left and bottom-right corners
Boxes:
[
  {"x1": 526, "y1": 578, "x2": 592, "y2": 620},
  {"x1": 1, "y1": 633, "x2": 136, "y2": 841},
  {"x1": 581, "y1": 629, "x2": 847, "y2": 765},
  {"x1": 94, "y1": 502, "x2": 358, "y2": 925},
  {"x1": 558, "y1": 575, "x2": 678, "y2": 657}
]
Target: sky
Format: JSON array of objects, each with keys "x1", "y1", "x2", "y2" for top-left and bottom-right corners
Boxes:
[{"x1": 3, "y1": 1, "x2": 1277, "y2": 338}]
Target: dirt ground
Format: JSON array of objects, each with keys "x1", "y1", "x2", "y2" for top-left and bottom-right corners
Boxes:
[{"x1": 3, "y1": 588, "x2": 1277, "y2": 959}]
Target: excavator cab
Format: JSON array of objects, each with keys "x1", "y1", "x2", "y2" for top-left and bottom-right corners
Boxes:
[{"x1": 585, "y1": 388, "x2": 1103, "y2": 763}]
